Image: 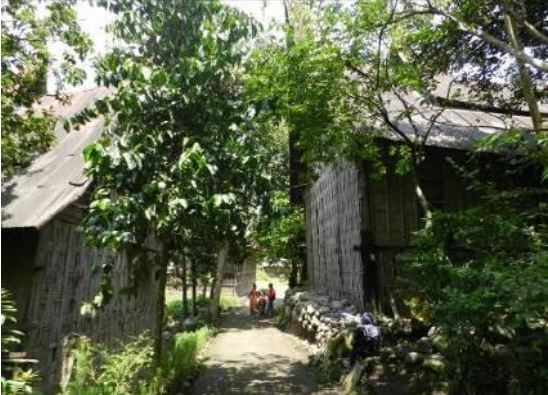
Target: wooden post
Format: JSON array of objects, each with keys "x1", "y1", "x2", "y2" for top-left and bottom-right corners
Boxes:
[{"x1": 208, "y1": 241, "x2": 229, "y2": 321}]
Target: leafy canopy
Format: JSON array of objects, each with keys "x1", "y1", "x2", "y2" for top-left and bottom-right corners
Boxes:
[
  {"x1": 1, "y1": 0, "x2": 91, "y2": 179},
  {"x1": 80, "y1": 0, "x2": 272, "y2": 276}
]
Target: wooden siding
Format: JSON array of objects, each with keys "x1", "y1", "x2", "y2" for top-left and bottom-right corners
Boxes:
[{"x1": 9, "y1": 205, "x2": 159, "y2": 393}]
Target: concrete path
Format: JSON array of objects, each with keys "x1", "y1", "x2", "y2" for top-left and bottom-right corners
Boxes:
[{"x1": 191, "y1": 308, "x2": 339, "y2": 394}]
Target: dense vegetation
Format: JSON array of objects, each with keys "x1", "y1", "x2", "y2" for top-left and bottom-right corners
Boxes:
[
  {"x1": 2, "y1": 0, "x2": 546, "y2": 393},
  {"x1": 247, "y1": 1, "x2": 547, "y2": 393},
  {"x1": 1, "y1": 0, "x2": 91, "y2": 179}
]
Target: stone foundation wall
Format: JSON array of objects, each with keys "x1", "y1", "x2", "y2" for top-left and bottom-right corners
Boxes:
[{"x1": 283, "y1": 289, "x2": 450, "y2": 394}]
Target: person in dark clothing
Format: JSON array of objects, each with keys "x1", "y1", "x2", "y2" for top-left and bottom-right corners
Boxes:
[
  {"x1": 265, "y1": 283, "x2": 276, "y2": 316},
  {"x1": 350, "y1": 313, "x2": 381, "y2": 365}
]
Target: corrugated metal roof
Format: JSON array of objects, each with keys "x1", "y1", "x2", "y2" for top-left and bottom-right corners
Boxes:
[
  {"x1": 1, "y1": 85, "x2": 539, "y2": 228},
  {"x1": 2, "y1": 88, "x2": 110, "y2": 229},
  {"x1": 365, "y1": 90, "x2": 537, "y2": 150}
]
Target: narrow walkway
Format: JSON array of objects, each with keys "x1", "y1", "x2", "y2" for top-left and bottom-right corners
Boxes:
[{"x1": 191, "y1": 307, "x2": 338, "y2": 394}]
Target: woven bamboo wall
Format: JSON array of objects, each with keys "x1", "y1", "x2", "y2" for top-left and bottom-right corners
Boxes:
[
  {"x1": 305, "y1": 150, "x2": 469, "y2": 314},
  {"x1": 305, "y1": 163, "x2": 364, "y2": 310},
  {"x1": 221, "y1": 255, "x2": 256, "y2": 297},
  {"x1": 21, "y1": 205, "x2": 159, "y2": 393}
]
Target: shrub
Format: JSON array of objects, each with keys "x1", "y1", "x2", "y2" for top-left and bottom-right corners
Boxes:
[
  {"x1": 219, "y1": 296, "x2": 240, "y2": 311},
  {"x1": 63, "y1": 334, "x2": 160, "y2": 395},
  {"x1": 63, "y1": 326, "x2": 215, "y2": 394},
  {"x1": 165, "y1": 296, "x2": 211, "y2": 324},
  {"x1": 163, "y1": 327, "x2": 214, "y2": 382},
  {"x1": 399, "y1": 185, "x2": 548, "y2": 394},
  {"x1": 1, "y1": 289, "x2": 39, "y2": 395},
  {"x1": 165, "y1": 300, "x2": 184, "y2": 322}
]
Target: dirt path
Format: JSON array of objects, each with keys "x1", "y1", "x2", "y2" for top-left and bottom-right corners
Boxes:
[{"x1": 191, "y1": 307, "x2": 339, "y2": 394}]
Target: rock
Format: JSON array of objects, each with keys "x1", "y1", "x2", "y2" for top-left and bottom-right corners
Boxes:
[
  {"x1": 300, "y1": 291, "x2": 311, "y2": 301},
  {"x1": 291, "y1": 309, "x2": 299, "y2": 322},
  {"x1": 395, "y1": 343, "x2": 410, "y2": 358},
  {"x1": 368, "y1": 362, "x2": 384, "y2": 381},
  {"x1": 311, "y1": 316, "x2": 321, "y2": 329},
  {"x1": 428, "y1": 326, "x2": 439, "y2": 337},
  {"x1": 341, "y1": 361, "x2": 364, "y2": 394},
  {"x1": 182, "y1": 381, "x2": 192, "y2": 388},
  {"x1": 432, "y1": 381, "x2": 450, "y2": 395},
  {"x1": 343, "y1": 306, "x2": 357, "y2": 315},
  {"x1": 416, "y1": 337, "x2": 433, "y2": 354},
  {"x1": 319, "y1": 306, "x2": 330, "y2": 315},
  {"x1": 405, "y1": 352, "x2": 424, "y2": 365},
  {"x1": 423, "y1": 354, "x2": 446, "y2": 373},
  {"x1": 340, "y1": 358, "x2": 351, "y2": 369},
  {"x1": 431, "y1": 334, "x2": 449, "y2": 352},
  {"x1": 306, "y1": 304, "x2": 316, "y2": 315},
  {"x1": 494, "y1": 344, "x2": 512, "y2": 359}
]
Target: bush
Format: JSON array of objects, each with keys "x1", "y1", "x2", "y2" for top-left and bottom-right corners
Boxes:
[
  {"x1": 219, "y1": 296, "x2": 240, "y2": 311},
  {"x1": 399, "y1": 185, "x2": 548, "y2": 394},
  {"x1": 63, "y1": 334, "x2": 160, "y2": 395},
  {"x1": 165, "y1": 296, "x2": 211, "y2": 324},
  {"x1": 165, "y1": 300, "x2": 184, "y2": 322},
  {"x1": 1, "y1": 289, "x2": 39, "y2": 395},
  {"x1": 163, "y1": 327, "x2": 215, "y2": 382},
  {"x1": 63, "y1": 327, "x2": 215, "y2": 394}
]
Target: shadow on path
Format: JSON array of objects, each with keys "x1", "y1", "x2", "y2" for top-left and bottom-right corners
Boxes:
[{"x1": 191, "y1": 308, "x2": 338, "y2": 394}]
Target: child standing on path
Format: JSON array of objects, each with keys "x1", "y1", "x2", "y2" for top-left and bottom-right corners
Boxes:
[
  {"x1": 265, "y1": 283, "x2": 276, "y2": 316},
  {"x1": 248, "y1": 283, "x2": 258, "y2": 315}
]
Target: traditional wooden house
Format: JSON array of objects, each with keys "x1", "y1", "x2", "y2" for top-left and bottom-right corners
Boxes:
[
  {"x1": 304, "y1": 101, "x2": 539, "y2": 313},
  {"x1": 1, "y1": 88, "x2": 160, "y2": 393}
]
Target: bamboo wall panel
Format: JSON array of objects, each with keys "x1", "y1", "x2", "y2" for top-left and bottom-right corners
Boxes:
[
  {"x1": 305, "y1": 163, "x2": 364, "y2": 309},
  {"x1": 221, "y1": 256, "x2": 257, "y2": 297},
  {"x1": 24, "y1": 206, "x2": 159, "y2": 393}
]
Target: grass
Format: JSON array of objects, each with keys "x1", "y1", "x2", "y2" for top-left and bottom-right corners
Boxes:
[
  {"x1": 219, "y1": 295, "x2": 241, "y2": 311},
  {"x1": 165, "y1": 296, "x2": 210, "y2": 323},
  {"x1": 164, "y1": 327, "x2": 215, "y2": 382},
  {"x1": 62, "y1": 327, "x2": 215, "y2": 395}
]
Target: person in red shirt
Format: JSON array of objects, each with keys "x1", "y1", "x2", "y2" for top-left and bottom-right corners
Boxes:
[{"x1": 265, "y1": 283, "x2": 276, "y2": 316}]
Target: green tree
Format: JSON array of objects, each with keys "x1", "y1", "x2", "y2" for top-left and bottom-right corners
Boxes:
[
  {"x1": 1, "y1": 0, "x2": 91, "y2": 178},
  {"x1": 78, "y1": 0, "x2": 271, "y2": 359}
]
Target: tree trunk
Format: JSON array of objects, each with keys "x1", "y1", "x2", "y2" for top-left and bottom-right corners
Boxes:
[
  {"x1": 191, "y1": 260, "x2": 197, "y2": 317},
  {"x1": 202, "y1": 278, "x2": 208, "y2": 299},
  {"x1": 182, "y1": 259, "x2": 188, "y2": 318},
  {"x1": 154, "y1": 241, "x2": 169, "y2": 363},
  {"x1": 289, "y1": 259, "x2": 298, "y2": 288},
  {"x1": 503, "y1": 4, "x2": 544, "y2": 132},
  {"x1": 208, "y1": 241, "x2": 229, "y2": 321}
]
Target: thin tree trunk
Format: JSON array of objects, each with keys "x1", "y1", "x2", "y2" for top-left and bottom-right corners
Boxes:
[
  {"x1": 503, "y1": 3, "x2": 544, "y2": 132},
  {"x1": 289, "y1": 259, "x2": 298, "y2": 288},
  {"x1": 154, "y1": 241, "x2": 169, "y2": 363},
  {"x1": 191, "y1": 260, "x2": 197, "y2": 317},
  {"x1": 182, "y1": 259, "x2": 188, "y2": 318},
  {"x1": 208, "y1": 241, "x2": 229, "y2": 321},
  {"x1": 202, "y1": 278, "x2": 208, "y2": 299}
]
